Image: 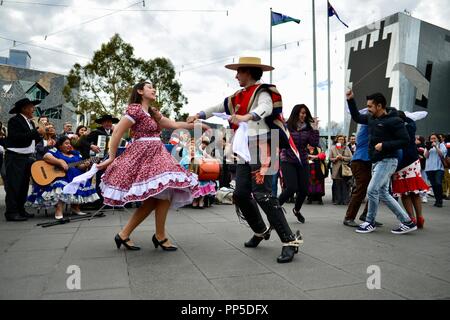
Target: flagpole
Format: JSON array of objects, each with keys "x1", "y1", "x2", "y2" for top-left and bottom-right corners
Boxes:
[
  {"x1": 270, "y1": 7, "x2": 273, "y2": 83},
  {"x1": 327, "y1": 1, "x2": 331, "y2": 154},
  {"x1": 312, "y1": 0, "x2": 317, "y2": 117}
]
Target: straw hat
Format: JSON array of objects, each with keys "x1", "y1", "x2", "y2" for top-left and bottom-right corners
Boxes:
[{"x1": 225, "y1": 57, "x2": 274, "y2": 72}]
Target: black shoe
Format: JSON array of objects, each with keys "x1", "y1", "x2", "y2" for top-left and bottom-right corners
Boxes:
[
  {"x1": 244, "y1": 227, "x2": 272, "y2": 248},
  {"x1": 434, "y1": 202, "x2": 443, "y2": 208},
  {"x1": 307, "y1": 199, "x2": 313, "y2": 204},
  {"x1": 20, "y1": 211, "x2": 35, "y2": 218},
  {"x1": 152, "y1": 234, "x2": 177, "y2": 251},
  {"x1": 5, "y1": 214, "x2": 28, "y2": 222},
  {"x1": 277, "y1": 231, "x2": 303, "y2": 263},
  {"x1": 114, "y1": 234, "x2": 140, "y2": 250},
  {"x1": 318, "y1": 200, "x2": 324, "y2": 205},
  {"x1": 293, "y1": 208, "x2": 305, "y2": 223},
  {"x1": 343, "y1": 219, "x2": 359, "y2": 227}
]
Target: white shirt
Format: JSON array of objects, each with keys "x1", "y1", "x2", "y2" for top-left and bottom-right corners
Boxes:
[{"x1": 7, "y1": 114, "x2": 36, "y2": 154}]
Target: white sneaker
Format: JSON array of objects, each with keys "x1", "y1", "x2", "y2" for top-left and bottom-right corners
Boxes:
[
  {"x1": 55, "y1": 215, "x2": 64, "y2": 220},
  {"x1": 356, "y1": 222, "x2": 376, "y2": 233},
  {"x1": 72, "y1": 211, "x2": 87, "y2": 216},
  {"x1": 391, "y1": 222, "x2": 417, "y2": 234},
  {"x1": 421, "y1": 196, "x2": 428, "y2": 203}
]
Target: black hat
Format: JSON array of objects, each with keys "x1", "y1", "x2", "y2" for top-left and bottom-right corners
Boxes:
[
  {"x1": 10, "y1": 98, "x2": 41, "y2": 114},
  {"x1": 95, "y1": 114, "x2": 119, "y2": 124}
]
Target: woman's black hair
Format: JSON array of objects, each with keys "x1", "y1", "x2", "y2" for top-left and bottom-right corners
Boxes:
[
  {"x1": 55, "y1": 135, "x2": 70, "y2": 150},
  {"x1": 286, "y1": 104, "x2": 313, "y2": 131},
  {"x1": 75, "y1": 125, "x2": 87, "y2": 136},
  {"x1": 129, "y1": 81, "x2": 157, "y2": 118}
]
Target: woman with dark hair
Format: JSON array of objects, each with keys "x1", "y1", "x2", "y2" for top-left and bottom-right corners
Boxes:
[
  {"x1": 424, "y1": 133, "x2": 447, "y2": 207},
  {"x1": 71, "y1": 125, "x2": 91, "y2": 159},
  {"x1": 306, "y1": 144, "x2": 326, "y2": 204},
  {"x1": 40, "y1": 135, "x2": 99, "y2": 219},
  {"x1": 278, "y1": 104, "x2": 320, "y2": 223},
  {"x1": 391, "y1": 112, "x2": 429, "y2": 228},
  {"x1": 35, "y1": 122, "x2": 57, "y2": 160},
  {"x1": 330, "y1": 135, "x2": 353, "y2": 205},
  {"x1": 97, "y1": 81, "x2": 202, "y2": 251}
]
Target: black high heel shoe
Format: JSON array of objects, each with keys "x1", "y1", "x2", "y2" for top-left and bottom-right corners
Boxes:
[
  {"x1": 114, "y1": 234, "x2": 141, "y2": 250},
  {"x1": 152, "y1": 234, "x2": 178, "y2": 251}
]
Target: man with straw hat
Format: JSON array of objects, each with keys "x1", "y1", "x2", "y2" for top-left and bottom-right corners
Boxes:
[
  {"x1": 4, "y1": 98, "x2": 46, "y2": 221},
  {"x1": 187, "y1": 57, "x2": 303, "y2": 263}
]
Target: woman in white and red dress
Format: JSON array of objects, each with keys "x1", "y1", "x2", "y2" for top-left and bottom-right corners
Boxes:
[
  {"x1": 97, "y1": 81, "x2": 201, "y2": 251},
  {"x1": 392, "y1": 112, "x2": 429, "y2": 228}
]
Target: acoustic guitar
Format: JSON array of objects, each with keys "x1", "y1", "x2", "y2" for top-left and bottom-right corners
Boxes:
[{"x1": 31, "y1": 157, "x2": 100, "y2": 186}]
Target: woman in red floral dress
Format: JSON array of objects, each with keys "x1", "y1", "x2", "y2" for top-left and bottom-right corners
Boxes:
[{"x1": 97, "y1": 81, "x2": 201, "y2": 251}]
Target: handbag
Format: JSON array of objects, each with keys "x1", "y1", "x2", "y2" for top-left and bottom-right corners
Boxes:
[
  {"x1": 439, "y1": 154, "x2": 450, "y2": 169},
  {"x1": 342, "y1": 163, "x2": 353, "y2": 177},
  {"x1": 198, "y1": 159, "x2": 220, "y2": 181}
]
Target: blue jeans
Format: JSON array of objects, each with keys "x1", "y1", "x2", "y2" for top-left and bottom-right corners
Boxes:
[{"x1": 366, "y1": 158, "x2": 411, "y2": 225}]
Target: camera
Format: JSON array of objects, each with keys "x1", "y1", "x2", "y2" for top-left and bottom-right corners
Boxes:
[{"x1": 425, "y1": 141, "x2": 433, "y2": 150}]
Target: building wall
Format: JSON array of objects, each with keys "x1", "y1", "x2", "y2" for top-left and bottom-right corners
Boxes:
[
  {"x1": 344, "y1": 12, "x2": 450, "y2": 138},
  {"x1": 0, "y1": 65, "x2": 77, "y2": 133},
  {"x1": 414, "y1": 21, "x2": 450, "y2": 136}
]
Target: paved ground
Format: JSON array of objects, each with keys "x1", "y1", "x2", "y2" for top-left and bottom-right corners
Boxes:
[{"x1": 0, "y1": 181, "x2": 449, "y2": 300}]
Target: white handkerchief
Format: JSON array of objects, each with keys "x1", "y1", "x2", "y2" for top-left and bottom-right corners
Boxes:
[
  {"x1": 63, "y1": 165, "x2": 99, "y2": 194},
  {"x1": 232, "y1": 122, "x2": 251, "y2": 162},
  {"x1": 212, "y1": 112, "x2": 231, "y2": 120},
  {"x1": 405, "y1": 111, "x2": 427, "y2": 121}
]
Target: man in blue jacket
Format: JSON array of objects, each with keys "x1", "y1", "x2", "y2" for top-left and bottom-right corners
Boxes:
[{"x1": 346, "y1": 89, "x2": 417, "y2": 234}]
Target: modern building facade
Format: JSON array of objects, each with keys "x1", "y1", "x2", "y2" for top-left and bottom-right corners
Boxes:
[
  {"x1": 0, "y1": 50, "x2": 78, "y2": 132},
  {"x1": 344, "y1": 12, "x2": 450, "y2": 137},
  {"x1": 0, "y1": 49, "x2": 31, "y2": 69}
]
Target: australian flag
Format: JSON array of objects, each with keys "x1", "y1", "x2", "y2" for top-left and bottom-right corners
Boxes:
[{"x1": 328, "y1": 2, "x2": 349, "y2": 28}]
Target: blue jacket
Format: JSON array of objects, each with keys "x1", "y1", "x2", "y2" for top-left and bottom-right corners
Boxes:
[{"x1": 352, "y1": 124, "x2": 370, "y2": 162}]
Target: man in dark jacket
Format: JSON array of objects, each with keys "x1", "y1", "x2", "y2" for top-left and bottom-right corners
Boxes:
[
  {"x1": 86, "y1": 114, "x2": 119, "y2": 209},
  {"x1": 346, "y1": 90, "x2": 417, "y2": 235},
  {"x1": 4, "y1": 98, "x2": 46, "y2": 221}
]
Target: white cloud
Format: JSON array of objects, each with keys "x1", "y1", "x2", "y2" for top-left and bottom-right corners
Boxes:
[{"x1": 0, "y1": 0, "x2": 448, "y2": 124}]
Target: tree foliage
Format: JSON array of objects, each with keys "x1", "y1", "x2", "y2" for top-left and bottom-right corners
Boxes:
[{"x1": 64, "y1": 34, "x2": 188, "y2": 123}]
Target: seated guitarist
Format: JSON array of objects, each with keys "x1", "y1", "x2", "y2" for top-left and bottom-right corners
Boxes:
[{"x1": 40, "y1": 136, "x2": 99, "y2": 219}]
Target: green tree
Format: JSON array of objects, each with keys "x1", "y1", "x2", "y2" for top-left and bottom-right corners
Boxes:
[
  {"x1": 138, "y1": 57, "x2": 188, "y2": 120},
  {"x1": 64, "y1": 34, "x2": 139, "y2": 120},
  {"x1": 64, "y1": 34, "x2": 188, "y2": 123}
]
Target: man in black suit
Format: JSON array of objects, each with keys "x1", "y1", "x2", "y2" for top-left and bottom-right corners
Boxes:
[
  {"x1": 86, "y1": 114, "x2": 119, "y2": 209},
  {"x1": 4, "y1": 98, "x2": 45, "y2": 221}
]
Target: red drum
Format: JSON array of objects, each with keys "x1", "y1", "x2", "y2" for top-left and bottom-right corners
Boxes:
[{"x1": 198, "y1": 159, "x2": 220, "y2": 181}]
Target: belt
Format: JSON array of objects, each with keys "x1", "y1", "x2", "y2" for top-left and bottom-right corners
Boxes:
[{"x1": 134, "y1": 137, "x2": 161, "y2": 142}]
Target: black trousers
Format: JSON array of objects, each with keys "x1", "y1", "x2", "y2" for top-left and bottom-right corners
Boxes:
[
  {"x1": 278, "y1": 161, "x2": 309, "y2": 212},
  {"x1": 233, "y1": 139, "x2": 295, "y2": 244},
  {"x1": 4, "y1": 152, "x2": 34, "y2": 217}
]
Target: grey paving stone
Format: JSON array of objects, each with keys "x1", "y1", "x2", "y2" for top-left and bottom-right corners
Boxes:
[
  {"x1": 338, "y1": 261, "x2": 450, "y2": 299},
  {"x1": 0, "y1": 249, "x2": 64, "y2": 279},
  {"x1": 210, "y1": 273, "x2": 311, "y2": 300},
  {"x1": 183, "y1": 248, "x2": 270, "y2": 279},
  {"x1": 0, "y1": 275, "x2": 48, "y2": 299},
  {"x1": 44, "y1": 256, "x2": 129, "y2": 294},
  {"x1": 305, "y1": 283, "x2": 405, "y2": 300},
  {"x1": 128, "y1": 262, "x2": 222, "y2": 299},
  {"x1": 7, "y1": 233, "x2": 74, "y2": 252}
]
